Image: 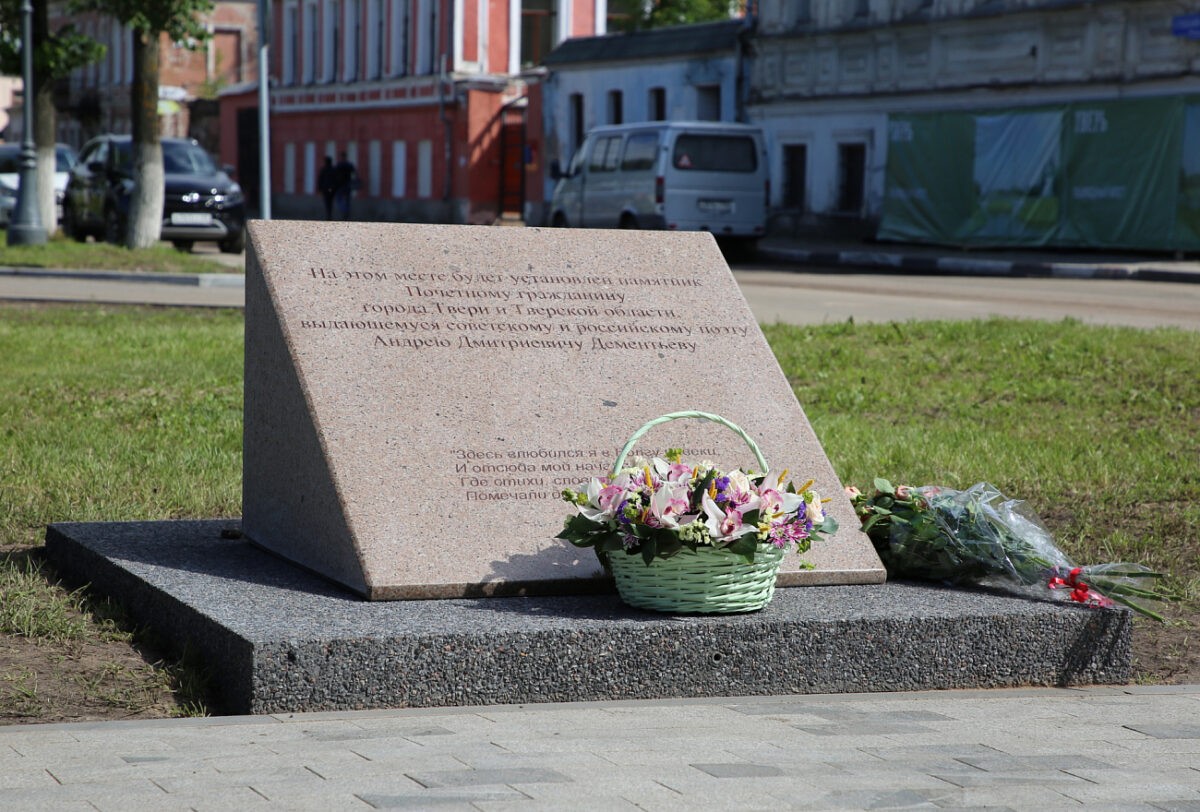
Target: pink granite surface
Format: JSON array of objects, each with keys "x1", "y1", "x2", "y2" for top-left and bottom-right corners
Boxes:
[{"x1": 242, "y1": 222, "x2": 885, "y2": 599}]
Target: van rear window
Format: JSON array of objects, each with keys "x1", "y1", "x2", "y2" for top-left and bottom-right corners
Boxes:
[{"x1": 671, "y1": 135, "x2": 758, "y2": 172}]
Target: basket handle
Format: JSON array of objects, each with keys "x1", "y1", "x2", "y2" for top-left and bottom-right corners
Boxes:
[{"x1": 610, "y1": 411, "x2": 769, "y2": 479}]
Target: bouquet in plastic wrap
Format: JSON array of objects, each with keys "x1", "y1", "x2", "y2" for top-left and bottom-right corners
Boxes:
[{"x1": 849, "y1": 479, "x2": 1174, "y2": 621}]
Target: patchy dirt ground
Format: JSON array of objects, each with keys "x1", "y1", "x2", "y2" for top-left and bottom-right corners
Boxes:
[
  {"x1": 1129, "y1": 609, "x2": 1200, "y2": 685},
  {"x1": 0, "y1": 635, "x2": 178, "y2": 725}
]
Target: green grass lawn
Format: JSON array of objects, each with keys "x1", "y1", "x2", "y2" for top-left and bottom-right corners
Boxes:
[
  {"x1": 0, "y1": 304, "x2": 1197, "y2": 717},
  {"x1": 764, "y1": 318, "x2": 1199, "y2": 585},
  {"x1": 0, "y1": 235, "x2": 235, "y2": 274}
]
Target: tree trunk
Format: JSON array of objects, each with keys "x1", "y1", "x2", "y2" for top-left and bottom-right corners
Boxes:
[
  {"x1": 33, "y1": 0, "x2": 57, "y2": 235},
  {"x1": 127, "y1": 28, "x2": 164, "y2": 250}
]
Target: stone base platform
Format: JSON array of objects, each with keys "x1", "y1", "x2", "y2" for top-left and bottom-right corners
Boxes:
[{"x1": 44, "y1": 520, "x2": 1132, "y2": 716}]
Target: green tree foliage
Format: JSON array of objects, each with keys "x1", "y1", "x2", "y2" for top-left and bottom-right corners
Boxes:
[
  {"x1": 72, "y1": 0, "x2": 212, "y2": 248},
  {"x1": 0, "y1": 0, "x2": 105, "y2": 233},
  {"x1": 609, "y1": 0, "x2": 739, "y2": 32}
]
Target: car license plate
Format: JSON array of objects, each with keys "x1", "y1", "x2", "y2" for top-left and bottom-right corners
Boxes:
[
  {"x1": 697, "y1": 199, "x2": 733, "y2": 214},
  {"x1": 172, "y1": 212, "x2": 213, "y2": 226}
]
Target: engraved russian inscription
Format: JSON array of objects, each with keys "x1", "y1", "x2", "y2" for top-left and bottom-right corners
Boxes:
[{"x1": 292, "y1": 261, "x2": 750, "y2": 355}]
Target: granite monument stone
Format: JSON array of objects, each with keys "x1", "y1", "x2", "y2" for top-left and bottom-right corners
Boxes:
[{"x1": 243, "y1": 222, "x2": 885, "y2": 599}]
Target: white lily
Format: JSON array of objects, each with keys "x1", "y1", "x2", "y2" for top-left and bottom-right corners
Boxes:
[
  {"x1": 759, "y1": 482, "x2": 804, "y2": 521},
  {"x1": 702, "y1": 492, "x2": 759, "y2": 543},
  {"x1": 649, "y1": 481, "x2": 696, "y2": 529}
]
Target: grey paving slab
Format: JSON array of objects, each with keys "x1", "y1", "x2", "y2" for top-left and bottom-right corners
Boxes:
[
  {"x1": 1, "y1": 688, "x2": 1199, "y2": 810},
  {"x1": 691, "y1": 762, "x2": 787, "y2": 778},
  {"x1": 1126, "y1": 724, "x2": 1200, "y2": 739},
  {"x1": 404, "y1": 766, "x2": 574, "y2": 788},
  {"x1": 474, "y1": 799, "x2": 640, "y2": 812}
]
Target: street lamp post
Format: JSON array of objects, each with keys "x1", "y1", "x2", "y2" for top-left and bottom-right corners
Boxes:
[
  {"x1": 6, "y1": 0, "x2": 46, "y2": 246},
  {"x1": 257, "y1": 0, "x2": 271, "y2": 220}
]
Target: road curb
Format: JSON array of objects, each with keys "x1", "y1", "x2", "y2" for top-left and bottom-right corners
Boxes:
[
  {"x1": 757, "y1": 246, "x2": 1200, "y2": 284},
  {"x1": 0, "y1": 267, "x2": 245, "y2": 288}
]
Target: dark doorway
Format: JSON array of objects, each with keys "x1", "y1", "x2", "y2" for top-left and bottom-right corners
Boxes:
[
  {"x1": 649, "y1": 87, "x2": 666, "y2": 121},
  {"x1": 783, "y1": 144, "x2": 807, "y2": 210},
  {"x1": 499, "y1": 104, "x2": 526, "y2": 217},
  {"x1": 236, "y1": 106, "x2": 261, "y2": 217},
  {"x1": 836, "y1": 142, "x2": 866, "y2": 215}
]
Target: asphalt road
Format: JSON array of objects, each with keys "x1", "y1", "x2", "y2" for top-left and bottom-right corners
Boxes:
[
  {"x1": 733, "y1": 264, "x2": 1200, "y2": 331},
  {"x1": 2, "y1": 252, "x2": 1199, "y2": 331}
]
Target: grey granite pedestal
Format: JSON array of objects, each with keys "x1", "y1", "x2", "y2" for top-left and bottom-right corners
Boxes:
[{"x1": 44, "y1": 520, "x2": 1132, "y2": 716}]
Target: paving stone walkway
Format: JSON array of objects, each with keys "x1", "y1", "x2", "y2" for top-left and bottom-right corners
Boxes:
[{"x1": 2, "y1": 686, "x2": 1198, "y2": 810}]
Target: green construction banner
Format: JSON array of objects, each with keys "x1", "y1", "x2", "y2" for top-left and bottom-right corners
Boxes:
[
  {"x1": 1178, "y1": 103, "x2": 1200, "y2": 246},
  {"x1": 878, "y1": 97, "x2": 1199, "y2": 251},
  {"x1": 879, "y1": 114, "x2": 975, "y2": 244}
]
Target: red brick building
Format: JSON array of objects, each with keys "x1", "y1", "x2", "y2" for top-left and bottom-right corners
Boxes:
[{"x1": 220, "y1": 0, "x2": 605, "y2": 224}]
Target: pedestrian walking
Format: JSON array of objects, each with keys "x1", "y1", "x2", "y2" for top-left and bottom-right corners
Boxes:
[
  {"x1": 334, "y1": 151, "x2": 359, "y2": 220},
  {"x1": 318, "y1": 156, "x2": 337, "y2": 220}
]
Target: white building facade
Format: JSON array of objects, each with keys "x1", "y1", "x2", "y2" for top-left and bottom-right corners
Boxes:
[
  {"x1": 539, "y1": 18, "x2": 750, "y2": 215},
  {"x1": 752, "y1": 0, "x2": 1200, "y2": 248}
]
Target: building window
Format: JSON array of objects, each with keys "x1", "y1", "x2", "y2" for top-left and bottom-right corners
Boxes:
[
  {"x1": 648, "y1": 87, "x2": 665, "y2": 121},
  {"x1": 696, "y1": 85, "x2": 720, "y2": 121},
  {"x1": 368, "y1": 140, "x2": 381, "y2": 195},
  {"x1": 389, "y1": 0, "x2": 409, "y2": 75},
  {"x1": 415, "y1": 0, "x2": 433, "y2": 74},
  {"x1": 366, "y1": 0, "x2": 383, "y2": 79},
  {"x1": 783, "y1": 144, "x2": 807, "y2": 209},
  {"x1": 392, "y1": 140, "x2": 407, "y2": 196},
  {"x1": 417, "y1": 139, "x2": 433, "y2": 198},
  {"x1": 284, "y1": 143, "x2": 296, "y2": 193},
  {"x1": 304, "y1": 142, "x2": 316, "y2": 193},
  {"x1": 853, "y1": 0, "x2": 869, "y2": 19},
  {"x1": 303, "y1": 1, "x2": 317, "y2": 83},
  {"x1": 607, "y1": 90, "x2": 623, "y2": 125},
  {"x1": 109, "y1": 24, "x2": 121, "y2": 86},
  {"x1": 569, "y1": 93, "x2": 584, "y2": 158},
  {"x1": 521, "y1": 0, "x2": 556, "y2": 67},
  {"x1": 283, "y1": 2, "x2": 299, "y2": 84},
  {"x1": 345, "y1": 0, "x2": 361, "y2": 81},
  {"x1": 836, "y1": 142, "x2": 866, "y2": 214},
  {"x1": 99, "y1": 21, "x2": 109, "y2": 83},
  {"x1": 324, "y1": 0, "x2": 340, "y2": 82}
]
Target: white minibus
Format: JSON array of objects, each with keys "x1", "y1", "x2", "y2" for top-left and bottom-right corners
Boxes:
[{"x1": 549, "y1": 121, "x2": 768, "y2": 244}]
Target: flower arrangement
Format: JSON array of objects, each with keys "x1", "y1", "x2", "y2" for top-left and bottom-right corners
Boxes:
[
  {"x1": 558, "y1": 411, "x2": 839, "y2": 614},
  {"x1": 558, "y1": 447, "x2": 838, "y2": 566},
  {"x1": 849, "y1": 478, "x2": 1175, "y2": 621}
]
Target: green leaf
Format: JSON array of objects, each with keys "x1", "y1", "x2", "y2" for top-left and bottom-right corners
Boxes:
[
  {"x1": 653, "y1": 528, "x2": 683, "y2": 558},
  {"x1": 874, "y1": 478, "x2": 895, "y2": 495},
  {"x1": 726, "y1": 536, "x2": 758, "y2": 562},
  {"x1": 691, "y1": 469, "x2": 716, "y2": 512},
  {"x1": 597, "y1": 535, "x2": 626, "y2": 552},
  {"x1": 641, "y1": 536, "x2": 658, "y2": 565}
]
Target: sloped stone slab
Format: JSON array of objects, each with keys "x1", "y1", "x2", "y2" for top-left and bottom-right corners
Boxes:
[
  {"x1": 243, "y1": 222, "x2": 884, "y2": 599},
  {"x1": 45, "y1": 520, "x2": 1131, "y2": 715}
]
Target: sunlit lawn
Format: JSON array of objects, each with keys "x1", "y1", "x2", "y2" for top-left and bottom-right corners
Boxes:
[{"x1": 0, "y1": 304, "x2": 1197, "y2": 718}]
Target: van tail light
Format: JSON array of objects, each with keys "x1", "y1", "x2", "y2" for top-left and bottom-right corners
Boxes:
[
  {"x1": 765, "y1": 178, "x2": 771, "y2": 208},
  {"x1": 655, "y1": 175, "x2": 664, "y2": 205}
]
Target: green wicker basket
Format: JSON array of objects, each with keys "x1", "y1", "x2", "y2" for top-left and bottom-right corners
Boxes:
[
  {"x1": 608, "y1": 544, "x2": 784, "y2": 613},
  {"x1": 605, "y1": 411, "x2": 784, "y2": 614}
]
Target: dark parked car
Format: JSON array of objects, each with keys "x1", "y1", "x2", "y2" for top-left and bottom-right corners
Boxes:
[{"x1": 63, "y1": 134, "x2": 245, "y2": 253}]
